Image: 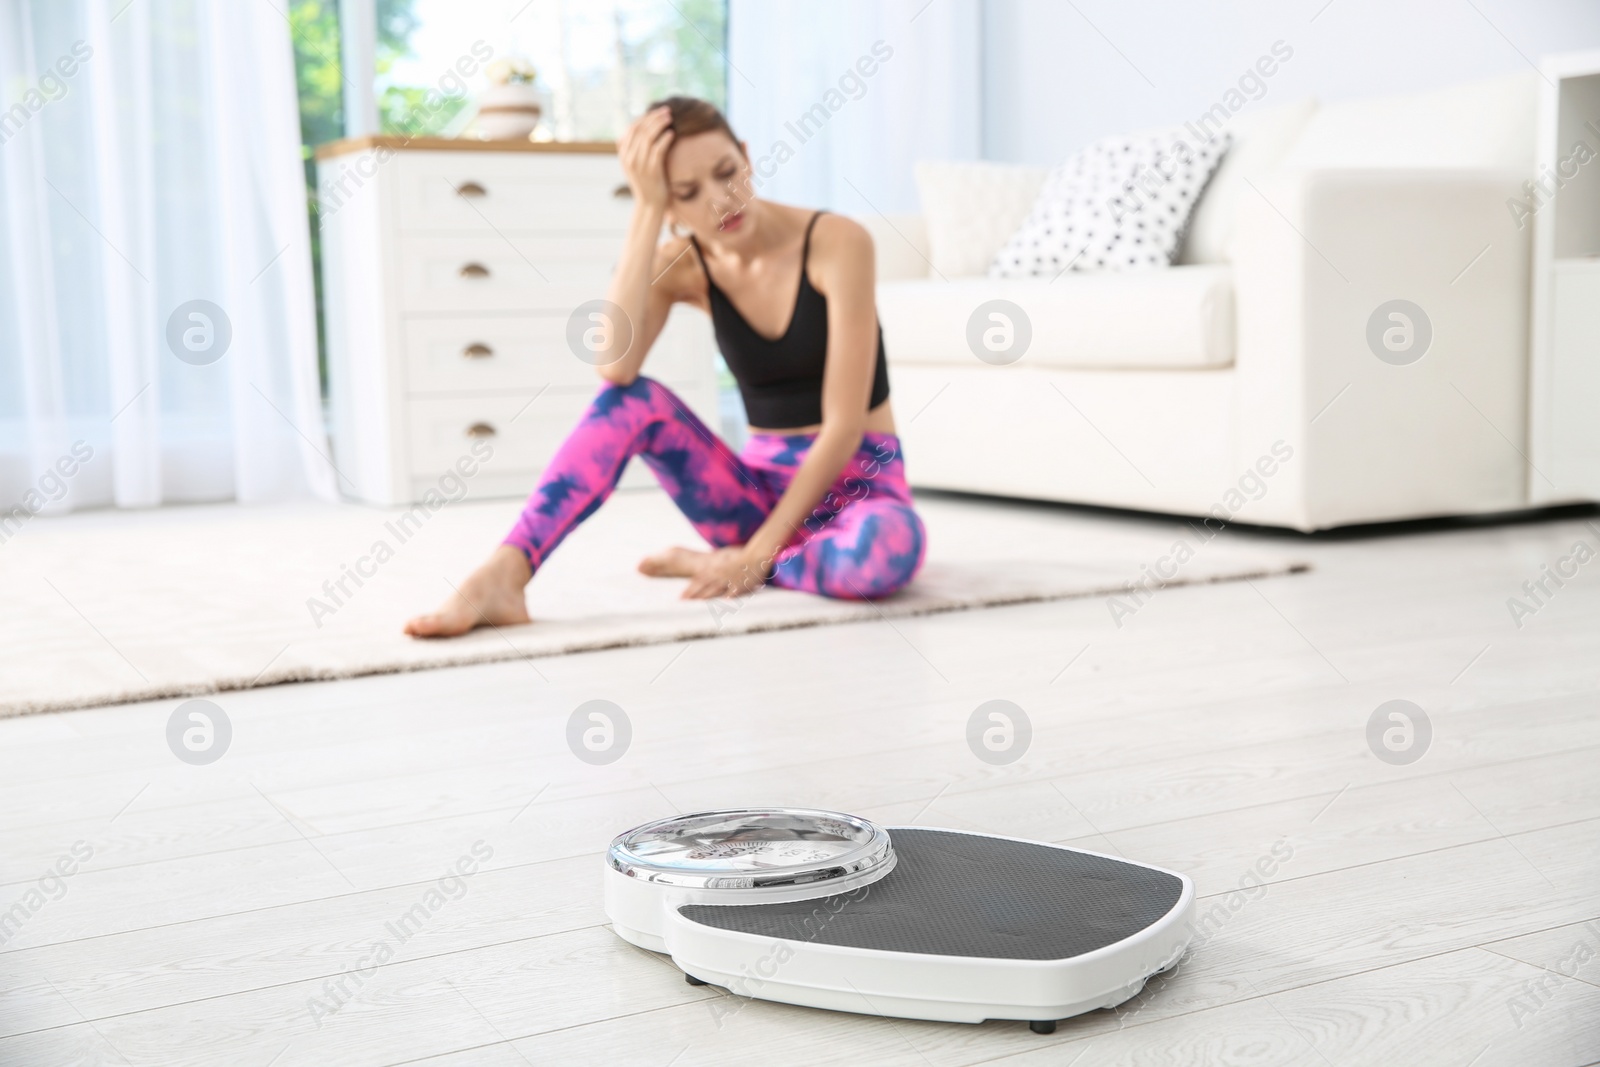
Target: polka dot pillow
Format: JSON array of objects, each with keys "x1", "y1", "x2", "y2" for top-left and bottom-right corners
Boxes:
[{"x1": 988, "y1": 126, "x2": 1231, "y2": 278}]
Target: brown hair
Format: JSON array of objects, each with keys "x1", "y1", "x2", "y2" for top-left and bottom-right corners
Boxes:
[{"x1": 648, "y1": 96, "x2": 743, "y2": 153}]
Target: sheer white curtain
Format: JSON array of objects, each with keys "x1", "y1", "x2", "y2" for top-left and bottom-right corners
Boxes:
[
  {"x1": 727, "y1": 0, "x2": 981, "y2": 216},
  {"x1": 0, "y1": 0, "x2": 336, "y2": 516}
]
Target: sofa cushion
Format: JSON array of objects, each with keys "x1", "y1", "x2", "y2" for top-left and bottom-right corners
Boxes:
[
  {"x1": 990, "y1": 125, "x2": 1231, "y2": 278},
  {"x1": 914, "y1": 161, "x2": 1048, "y2": 278},
  {"x1": 857, "y1": 213, "x2": 933, "y2": 282},
  {"x1": 1179, "y1": 97, "x2": 1318, "y2": 265},
  {"x1": 879, "y1": 266, "x2": 1234, "y2": 370}
]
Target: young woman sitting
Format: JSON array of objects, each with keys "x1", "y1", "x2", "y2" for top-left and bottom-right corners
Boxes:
[{"x1": 405, "y1": 97, "x2": 925, "y2": 637}]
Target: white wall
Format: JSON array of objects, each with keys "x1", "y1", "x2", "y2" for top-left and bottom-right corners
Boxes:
[{"x1": 983, "y1": 0, "x2": 1600, "y2": 164}]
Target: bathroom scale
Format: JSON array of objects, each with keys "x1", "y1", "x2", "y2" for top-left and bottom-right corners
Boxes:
[{"x1": 605, "y1": 807, "x2": 1194, "y2": 1033}]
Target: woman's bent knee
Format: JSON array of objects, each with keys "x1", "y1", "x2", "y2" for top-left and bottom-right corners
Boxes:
[
  {"x1": 813, "y1": 506, "x2": 926, "y2": 600},
  {"x1": 588, "y1": 375, "x2": 677, "y2": 421}
]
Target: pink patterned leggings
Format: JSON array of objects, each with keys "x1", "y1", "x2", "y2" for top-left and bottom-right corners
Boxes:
[{"x1": 502, "y1": 377, "x2": 926, "y2": 599}]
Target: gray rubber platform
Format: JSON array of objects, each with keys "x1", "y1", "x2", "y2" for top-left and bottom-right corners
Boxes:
[{"x1": 677, "y1": 828, "x2": 1184, "y2": 961}]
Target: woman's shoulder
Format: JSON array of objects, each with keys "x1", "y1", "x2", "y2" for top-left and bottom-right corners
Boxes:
[
  {"x1": 806, "y1": 210, "x2": 874, "y2": 280},
  {"x1": 809, "y1": 209, "x2": 871, "y2": 248}
]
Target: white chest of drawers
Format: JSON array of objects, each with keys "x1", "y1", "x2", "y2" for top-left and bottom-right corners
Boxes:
[{"x1": 316, "y1": 136, "x2": 717, "y2": 505}]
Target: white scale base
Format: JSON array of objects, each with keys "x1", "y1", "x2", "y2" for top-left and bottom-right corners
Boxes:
[{"x1": 608, "y1": 825, "x2": 1195, "y2": 1031}]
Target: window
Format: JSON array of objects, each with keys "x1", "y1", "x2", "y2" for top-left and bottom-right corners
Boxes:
[{"x1": 377, "y1": 0, "x2": 727, "y2": 140}]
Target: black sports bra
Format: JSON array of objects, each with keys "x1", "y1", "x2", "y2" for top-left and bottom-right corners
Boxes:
[{"x1": 689, "y1": 211, "x2": 890, "y2": 430}]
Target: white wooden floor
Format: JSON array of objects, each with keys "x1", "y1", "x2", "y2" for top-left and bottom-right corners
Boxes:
[{"x1": 3, "y1": 501, "x2": 1600, "y2": 1066}]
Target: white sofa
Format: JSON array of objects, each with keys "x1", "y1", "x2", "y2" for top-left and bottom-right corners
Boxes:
[{"x1": 863, "y1": 75, "x2": 1539, "y2": 531}]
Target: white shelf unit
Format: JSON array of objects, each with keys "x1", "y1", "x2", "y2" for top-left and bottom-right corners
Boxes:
[
  {"x1": 317, "y1": 138, "x2": 718, "y2": 506},
  {"x1": 1529, "y1": 53, "x2": 1600, "y2": 504}
]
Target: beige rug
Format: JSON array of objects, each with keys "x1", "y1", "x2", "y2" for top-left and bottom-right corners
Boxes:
[{"x1": 0, "y1": 489, "x2": 1307, "y2": 716}]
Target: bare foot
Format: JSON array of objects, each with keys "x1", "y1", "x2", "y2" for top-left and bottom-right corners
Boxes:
[
  {"x1": 638, "y1": 545, "x2": 707, "y2": 579},
  {"x1": 404, "y1": 545, "x2": 533, "y2": 638}
]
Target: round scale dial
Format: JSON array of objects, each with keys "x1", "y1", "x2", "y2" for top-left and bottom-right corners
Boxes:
[{"x1": 608, "y1": 808, "x2": 894, "y2": 891}]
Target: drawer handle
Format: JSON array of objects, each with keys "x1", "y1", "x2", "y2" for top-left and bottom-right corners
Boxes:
[
  {"x1": 466, "y1": 422, "x2": 497, "y2": 439},
  {"x1": 463, "y1": 342, "x2": 494, "y2": 359},
  {"x1": 455, "y1": 180, "x2": 487, "y2": 198},
  {"x1": 612, "y1": 183, "x2": 633, "y2": 199},
  {"x1": 459, "y1": 262, "x2": 490, "y2": 279}
]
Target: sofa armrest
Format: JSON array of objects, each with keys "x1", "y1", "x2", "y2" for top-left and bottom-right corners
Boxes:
[
  {"x1": 1230, "y1": 167, "x2": 1531, "y2": 529},
  {"x1": 854, "y1": 213, "x2": 931, "y2": 282}
]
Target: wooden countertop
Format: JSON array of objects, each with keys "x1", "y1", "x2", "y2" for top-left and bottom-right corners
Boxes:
[{"x1": 314, "y1": 135, "x2": 616, "y2": 161}]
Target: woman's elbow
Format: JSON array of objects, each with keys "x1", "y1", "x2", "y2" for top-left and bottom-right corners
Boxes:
[{"x1": 595, "y1": 364, "x2": 638, "y2": 387}]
